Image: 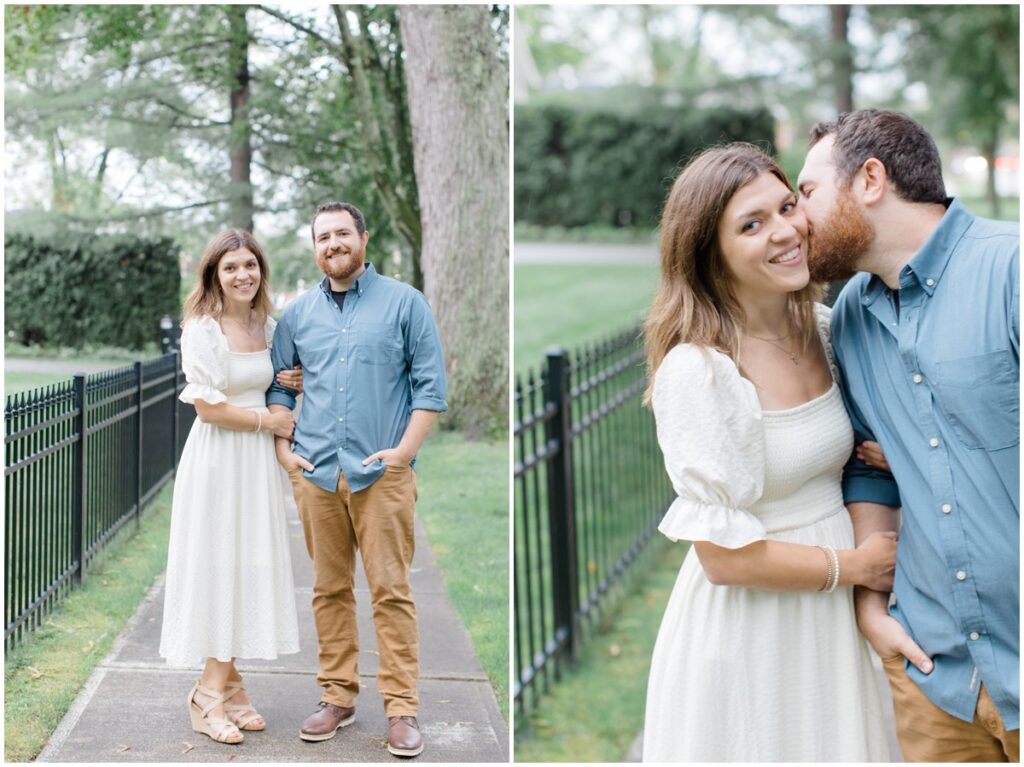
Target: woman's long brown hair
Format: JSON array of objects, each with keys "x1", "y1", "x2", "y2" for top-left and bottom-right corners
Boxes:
[
  {"x1": 643, "y1": 143, "x2": 822, "y2": 403},
  {"x1": 182, "y1": 229, "x2": 274, "y2": 324}
]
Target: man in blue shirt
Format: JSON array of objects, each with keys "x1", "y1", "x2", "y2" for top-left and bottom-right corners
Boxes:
[
  {"x1": 266, "y1": 202, "x2": 447, "y2": 757},
  {"x1": 797, "y1": 109, "x2": 1019, "y2": 762}
]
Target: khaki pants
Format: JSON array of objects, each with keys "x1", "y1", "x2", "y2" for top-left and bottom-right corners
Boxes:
[
  {"x1": 288, "y1": 464, "x2": 419, "y2": 717},
  {"x1": 882, "y1": 654, "x2": 1019, "y2": 762}
]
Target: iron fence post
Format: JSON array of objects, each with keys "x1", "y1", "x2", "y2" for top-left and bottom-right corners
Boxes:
[
  {"x1": 134, "y1": 361, "x2": 143, "y2": 529},
  {"x1": 543, "y1": 347, "x2": 579, "y2": 664},
  {"x1": 72, "y1": 374, "x2": 86, "y2": 582}
]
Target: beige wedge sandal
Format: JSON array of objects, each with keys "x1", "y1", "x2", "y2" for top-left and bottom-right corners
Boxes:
[
  {"x1": 188, "y1": 681, "x2": 244, "y2": 744},
  {"x1": 224, "y1": 679, "x2": 266, "y2": 731}
]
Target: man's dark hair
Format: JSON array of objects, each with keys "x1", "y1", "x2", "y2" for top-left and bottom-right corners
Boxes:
[
  {"x1": 809, "y1": 109, "x2": 946, "y2": 204},
  {"x1": 310, "y1": 201, "x2": 367, "y2": 242}
]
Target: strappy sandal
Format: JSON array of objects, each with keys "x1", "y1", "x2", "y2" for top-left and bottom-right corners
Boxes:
[
  {"x1": 224, "y1": 679, "x2": 266, "y2": 731},
  {"x1": 188, "y1": 681, "x2": 244, "y2": 744}
]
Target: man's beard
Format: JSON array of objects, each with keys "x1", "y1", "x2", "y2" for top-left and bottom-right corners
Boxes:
[
  {"x1": 807, "y1": 190, "x2": 875, "y2": 283},
  {"x1": 317, "y1": 246, "x2": 364, "y2": 281}
]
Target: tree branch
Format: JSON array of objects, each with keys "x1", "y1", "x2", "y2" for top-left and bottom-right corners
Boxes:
[
  {"x1": 254, "y1": 4, "x2": 343, "y2": 54},
  {"x1": 61, "y1": 197, "x2": 232, "y2": 223}
]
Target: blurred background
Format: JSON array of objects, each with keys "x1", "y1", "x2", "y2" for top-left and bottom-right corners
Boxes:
[
  {"x1": 512, "y1": 4, "x2": 1019, "y2": 762},
  {"x1": 4, "y1": 6, "x2": 509, "y2": 761}
]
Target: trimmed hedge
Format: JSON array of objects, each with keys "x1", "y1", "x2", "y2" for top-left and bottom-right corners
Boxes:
[
  {"x1": 5, "y1": 232, "x2": 181, "y2": 349},
  {"x1": 514, "y1": 103, "x2": 775, "y2": 229}
]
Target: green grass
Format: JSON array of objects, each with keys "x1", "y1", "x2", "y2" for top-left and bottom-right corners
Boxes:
[
  {"x1": 4, "y1": 370, "x2": 73, "y2": 395},
  {"x1": 4, "y1": 482, "x2": 175, "y2": 763},
  {"x1": 415, "y1": 429, "x2": 510, "y2": 722},
  {"x1": 3, "y1": 340, "x2": 159, "y2": 362},
  {"x1": 514, "y1": 263, "x2": 659, "y2": 374},
  {"x1": 514, "y1": 537, "x2": 688, "y2": 762},
  {"x1": 4, "y1": 344, "x2": 160, "y2": 396}
]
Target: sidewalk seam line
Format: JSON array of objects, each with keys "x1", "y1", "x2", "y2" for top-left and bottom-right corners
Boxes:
[{"x1": 37, "y1": 573, "x2": 163, "y2": 761}]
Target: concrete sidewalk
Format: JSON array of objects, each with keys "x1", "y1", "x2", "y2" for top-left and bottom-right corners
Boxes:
[{"x1": 37, "y1": 493, "x2": 508, "y2": 763}]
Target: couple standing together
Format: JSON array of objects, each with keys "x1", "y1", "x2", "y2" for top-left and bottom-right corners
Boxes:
[
  {"x1": 158, "y1": 201, "x2": 447, "y2": 758},
  {"x1": 643, "y1": 109, "x2": 1018, "y2": 762}
]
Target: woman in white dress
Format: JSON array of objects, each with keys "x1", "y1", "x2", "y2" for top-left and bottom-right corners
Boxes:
[
  {"x1": 159, "y1": 229, "x2": 304, "y2": 744},
  {"x1": 642, "y1": 144, "x2": 898, "y2": 761}
]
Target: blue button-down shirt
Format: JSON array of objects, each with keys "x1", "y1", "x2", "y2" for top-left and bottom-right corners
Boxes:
[
  {"x1": 266, "y1": 264, "x2": 448, "y2": 493},
  {"x1": 832, "y1": 198, "x2": 1019, "y2": 728}
]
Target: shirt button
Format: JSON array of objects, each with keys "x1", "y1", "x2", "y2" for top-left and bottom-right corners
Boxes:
[
  {"x1": 970, "y1": 631, "x2": 980, "y2": 641},
  {"x1": 342, "y1": 328, "x2": 347, "y2": 333},
  {"x1": 941, "y1": 503, "x2": 952, "y2": 514},
  {"x1": 929, "y1": 437, "x2": 939, "y2": 447},
  {"x1": 926, "y1": 278, "x2": 935, "y2": 286},
  {"x1": 339, "y1": 387, "x2": 344, "y2": 392},
  {"x1": 913, "y1": 373, "x2": 923, "y2": 383},
  {"x1": 956, "y1": 570, "x2": 967, "y2": 581},
  {"x1": 338, "y1": 417, "x2": 344, "y2": 422},
  {"x1": 339, "y1": 357, "x2": 346, "y2": 363}
]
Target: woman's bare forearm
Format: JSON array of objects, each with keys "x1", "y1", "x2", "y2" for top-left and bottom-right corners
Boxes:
[
  {"x1": 694, "y1": 539, "x2": 863, "y2": 591},
  {"x1": 194, "y1": 399, "x2": 264, "y2": 432}
]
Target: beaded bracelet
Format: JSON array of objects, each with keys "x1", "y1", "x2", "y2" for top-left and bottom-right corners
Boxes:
[
  {"x1": 815, "y1": 545, "x2": 833, "y2": 591},
  {"x1": 823, "y1": 545, "x2": 840, "y2": 592}
]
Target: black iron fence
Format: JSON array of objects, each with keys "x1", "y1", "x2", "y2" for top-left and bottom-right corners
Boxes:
[
  {"x1": 513, "y1": 325, "x2": 675, "y2": 717},
  {"x1": 4, "y1": 350, "x2": 195, "y2": 649}
]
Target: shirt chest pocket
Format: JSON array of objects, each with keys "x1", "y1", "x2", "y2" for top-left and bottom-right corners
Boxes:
[
  {"x1": 350, "y1": 323, "x2": 404, "y2": 367},
  {"x1": 930, "y1": 349, "x2": 1019, "y2": 451}
]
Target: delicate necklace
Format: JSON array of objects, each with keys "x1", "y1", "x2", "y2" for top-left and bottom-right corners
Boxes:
[
  {"x1": 747, "y1": 331, "x2": 800, "y2": 365},
  {"x1": 222, "y1": 313, "x2": 257, "y2": 335}
]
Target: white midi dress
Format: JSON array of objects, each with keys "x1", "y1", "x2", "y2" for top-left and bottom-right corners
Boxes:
[
  {"x1": 642, "y1": 306, "x2": 894, "y2": 762},
  {"x1": 159, "y1": 315, "x2": 299, "y2": 667}
]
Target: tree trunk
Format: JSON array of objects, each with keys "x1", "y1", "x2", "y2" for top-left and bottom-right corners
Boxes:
[
  {"x1": 227, "y1": 5, "x2": 254, "y2": 232},
  {"x1": 983, "y1": 127, "x2": 1001, "y2": 219},
  {"x1": 400, "y1": 5, "x2": 509, "y2": 438},
  {"x1": 334, "y1": 5, "x2": 423, "y2": 289},
  {"x1": 830, "y1": 6, "x2": 854, "y2": 114}
]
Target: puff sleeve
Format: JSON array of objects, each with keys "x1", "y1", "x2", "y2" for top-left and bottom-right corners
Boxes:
[
  {"x1": 652, "y1": 344, "x2": 768, "y2": 548},
  {"x1": 179, "y1": 317, "x2": 229, "y2": 405}
]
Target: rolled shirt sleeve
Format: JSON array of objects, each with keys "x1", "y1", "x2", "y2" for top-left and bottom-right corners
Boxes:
[
  {"x1": 406, "y1": 291, "x2": 448, "y2": 413},
  {"x1": 266, "y1": 309, "x2": 300, "y2": 409},
  {"x1": 837, "y1": 374, "x2": 902, "y2": 508}
]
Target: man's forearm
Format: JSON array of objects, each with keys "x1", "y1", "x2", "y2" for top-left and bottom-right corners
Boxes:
[
  {"x1": 849, "y1": 501, "x2": 899, "y2": 621},
  {"x1": 848, "y1": 501, "x2": 899, "y2": 545},
  {"x1": 269, "y1": 403, "x2": 293, "y2": 458},
  {"x1": 396, "y1": 409, "x2": 439, "y2": 461}
]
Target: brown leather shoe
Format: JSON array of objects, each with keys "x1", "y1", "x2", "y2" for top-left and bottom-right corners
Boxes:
[
  {"x1": 387, "y1": 716, "x2": 424, "y2": 757},
  {"x1": 298, "y1": 701, "x2": 355, "y2": 742}
]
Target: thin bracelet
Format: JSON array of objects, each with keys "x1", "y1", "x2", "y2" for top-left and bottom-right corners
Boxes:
[
  {"x1": 824, "y1": 545, "x2": 840, "y2": 592},
  {"x1": 254, "y1": 411, "x2": 262, "y2": 432},
  {"x1": 815, "y1": 545, "x2": 832, "y2": 591}
]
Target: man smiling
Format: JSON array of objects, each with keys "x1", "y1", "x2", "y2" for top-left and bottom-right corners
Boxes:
[
  {"x1": 797, "y1": 110, "x2": 1019, "y2": 762},
  {"x1": 266, "y1": 201, "x2": 448, "y2": 757}
]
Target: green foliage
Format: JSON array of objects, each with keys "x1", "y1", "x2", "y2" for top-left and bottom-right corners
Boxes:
[
  {"x1": 514, "y1": 103, "x2": 775, "y2": 229},
  {"x1": 5, "y1": 232, "x2": 180, "y2": 350}
]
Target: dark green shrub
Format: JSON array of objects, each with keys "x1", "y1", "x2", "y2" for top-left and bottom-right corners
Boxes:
[
  {"x1": 5, "y1": 232, "x2": 181, "y2": 349},
  {"x1": 514, "y1": 103, "x2": 775, "y2": 229}
]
